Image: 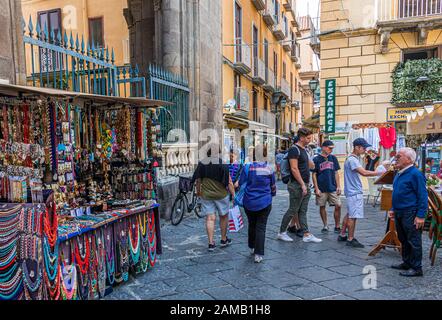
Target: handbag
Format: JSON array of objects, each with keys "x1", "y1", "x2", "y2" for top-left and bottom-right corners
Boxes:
[
  {"x1": 234, "y1": 163, "x2": 250, "y2": 207},
  {"x1": 228, "y1": 205, "x2": 244, "y2": 233}
]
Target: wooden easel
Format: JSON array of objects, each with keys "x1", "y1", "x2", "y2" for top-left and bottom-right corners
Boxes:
[{"x1": 368, "y1": 170, "x2": 402, "y2": 256}]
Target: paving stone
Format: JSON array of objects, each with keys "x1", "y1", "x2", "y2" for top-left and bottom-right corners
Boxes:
[
  {"x1": 282, "y1": 283, "x2": 338, "y2": 300},
  {"x1": 204, "y1": 285, "x2": 253, "y2": 300},
  {"x1": 177, "y1": 262, "x2": 233, "y2": 276},
  {"x1": 242, "y1": 285, "x2": 302, "y2": 300},
  {"x1": 332, "y1": 264, "x2": 367, "y2": 276},
  {"x1": 318, "y1": 276, "x2": 369, "y2": 293},
  {"x1": 156, "y1": 291, "x2": 215, "y2": 300},
  {"x1": 131, "y1": 281, "x2": 178, "y2": 299},
  {"x1": 255, "y1": 270, "x2": 310, "y2": 288},
  {"x1": 314, "y1": 294, "x2": 356, "y2": 300},
  {"x1": 293, "y1": 266, "x2": 346, "y2": 283},
  {"x1": 347, "y1": 289, "x2": 396, "y2": 300},
  {"x1": 164, "y1": 274, "x2": 228, "y2": 293},
  {"x1": 213, "y1": 269, "x2": 265, "y2": 288},
  {"x1": 136, "y1": 266, "x2": 189, "y2": 282}
]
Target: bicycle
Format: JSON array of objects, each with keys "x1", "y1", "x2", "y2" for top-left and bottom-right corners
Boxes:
[{"x1": 171, "y1": 175, "x2": 203, "y2": 226}]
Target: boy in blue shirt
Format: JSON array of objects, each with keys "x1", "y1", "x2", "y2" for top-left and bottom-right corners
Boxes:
[{"x1": 312, "y1": 140, "x2": 342, "y2": 233}]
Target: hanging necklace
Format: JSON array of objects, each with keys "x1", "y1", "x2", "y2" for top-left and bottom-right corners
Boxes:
[
  {"x1": 22, "y1": 258, "x2": 43, "y2": 300},
  {"x1": 128, "y1": 218, "x2": 140, "y2": 266},
  {"x1": 60, "y1": 262, "x2": 77, "y2": 300},
  {"x1": 95, "y1": 230, "x2": 106, "y2": 298},
  {"x1": 73, "y1": 235, "x2": 90, "y2": 275},
  {"x1": 42, "y1": 236, "x2": 59, "y2": 282},
  {"x1": 147, "y1": 212, "x2": 157, "y2": 267},
  {"x1": 43, "y1": 206, "x2": 58, "y2": 248}
]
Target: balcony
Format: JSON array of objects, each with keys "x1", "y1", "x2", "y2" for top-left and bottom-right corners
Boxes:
[
  {"x1": 263, "y1": 0, "x2": 276, "y2": 26},
  {"x1": 310, "y1": 27, "x2": 320, "y2": 57},
  {"x1": 284, "y1": 0, "x2": 297, "y2": 20},
  {"x1": 252, "y1": 58, "x2": 266, "y2": 85},
  {"x1": 158, "y1": 143, "x2": 198, "y2": 178},
  {"x1": 279, "y1": 78, "x2": 291, "y2": 98},
  {"x1": 233, "y1": 39, "x2": 252, "y2": 74},
  {"x1": 262, "y1": 68, "x2": 276, "y2": 92},
  {"x1": 272, "y1": 20, "x2": 286, "y2": 41},
  {"x1": 234, "y1": 87, "x2": 250, "y2": 118},
  {"x1": 376, "y1": 0, "x2": 442, "y2": 51},
  {"x1": 283, "y1": 40, "x2": 292, "y2": 52},
  {"x1": 290, "y1": 44, "x2": 299, "y2": 62},
  {"x1": 252, "y1": 0, "x2": 266, "y2": 11}
]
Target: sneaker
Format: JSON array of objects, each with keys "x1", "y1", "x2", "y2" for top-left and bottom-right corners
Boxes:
[
  {"x1": 287, "y1": 225, "x2": 298, "y2": 233},
  {"x1": 208, "y1": 243, "x2": 216, "y2": 252},
  {"x1": 321, "y1": 226, "x2": 329, "y2": 233},
  {"x1": 303, "y1": 234, "x2": 322, "y2": 243},
  {"x1": 220, "y1": 237, "x2": 232, "y2": 248},
  {"x1": 337, "y1": 234, "x2": 348, "y2": 242},
  {"x1": 277, "y1": 232, "x2": 294, "y2": 242},
  {"x1": 346, "y1": 238, "x2": 365, "y2": 248},
  {"x1": 334, "y1": 227, "x2": 341, "y2": 234},
  {"x1": 254, "y1": 255, "x2": 263, "y2": 263}
]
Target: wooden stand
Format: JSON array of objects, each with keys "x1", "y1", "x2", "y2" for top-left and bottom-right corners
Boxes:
[{"x1": 368, "y1": 174, "x2": 402, "y2": 257}]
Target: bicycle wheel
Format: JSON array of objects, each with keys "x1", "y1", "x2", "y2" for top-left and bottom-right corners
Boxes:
[
  {"x1": 191, "y1": 192, "x2": 203, "y2": 218},
  {"x1": 171, "y1": 194, "x2": 187, "y2": 226}
]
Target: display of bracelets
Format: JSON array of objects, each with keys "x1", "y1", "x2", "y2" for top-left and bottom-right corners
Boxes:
[
  {"x1": 0, "y1": 140, "x2": 45, "y2": 163},
  {"x1": 0, "y1": 165, "x2": 43, "y2": 180}
]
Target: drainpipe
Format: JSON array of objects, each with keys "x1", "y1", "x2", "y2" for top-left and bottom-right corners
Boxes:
[{"x1": 82, "y1": 0, "x2": 88, "y2": 39}]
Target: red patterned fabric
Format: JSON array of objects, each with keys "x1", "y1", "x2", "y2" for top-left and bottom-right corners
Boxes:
[{"x1": 379, "y1": 127, "x2": 396, "y2": 149}]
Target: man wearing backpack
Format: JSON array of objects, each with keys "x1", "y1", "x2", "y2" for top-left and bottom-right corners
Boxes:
[{"x1": 278, "y1": 128, "x2": 322, "y2": 243}]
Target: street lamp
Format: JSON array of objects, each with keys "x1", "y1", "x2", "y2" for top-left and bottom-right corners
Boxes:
[{"x1": 309, "y1": 79, "x2": 319, "y2": 92}]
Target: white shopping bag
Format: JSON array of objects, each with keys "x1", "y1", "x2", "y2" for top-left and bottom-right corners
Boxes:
[{"x1": 228, "y1": 205, "x2": 244, "y2": 233}]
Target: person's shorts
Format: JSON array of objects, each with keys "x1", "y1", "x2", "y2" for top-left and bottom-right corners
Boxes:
[
  {"x1": 200, "y1": 195, "x2": 230, "y2": 217},
  {"x1": 316, "y1": 192, "x2": 342, "y2": 207},
  {"x1": 346, "y1": 194, "x2": 364, "y2": 219}
]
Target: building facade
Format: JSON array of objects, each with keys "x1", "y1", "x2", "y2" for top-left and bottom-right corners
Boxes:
[
  {"x1": 222, "y1": 0, "x2": 302, "y2": 154},
  {"x1": 0, "y1": 0, "x2": 26, "y2": 84},
  {"x1": 319, "y1": 0, "x2": 442, "y2": 159}
]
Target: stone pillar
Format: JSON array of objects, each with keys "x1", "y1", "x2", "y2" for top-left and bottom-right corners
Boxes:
[{"x1": 0, "y1": 0, "x2": 26, "y2": 85}]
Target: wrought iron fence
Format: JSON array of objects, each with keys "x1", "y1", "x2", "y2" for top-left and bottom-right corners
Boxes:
[
  {"x1": 147, "y1": 64, "x2": 190, "y2": 143},
  {"x1": 23, "y1": 16, "x2": 146, "y2": 98}
]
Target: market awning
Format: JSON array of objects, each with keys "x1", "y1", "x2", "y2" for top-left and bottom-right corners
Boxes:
[
  {"x1": 407, "y1": 104, "x2": 442, "y2": 135},
  {"x1": 223, "y1": 114, "x2": 273, "y2": 133},
  {"x1": 302, "y1": 113, "x2": 320, "y2": 130},
  {"x1": 0, "y1": 83, "x2": 172, "y2": 107}
]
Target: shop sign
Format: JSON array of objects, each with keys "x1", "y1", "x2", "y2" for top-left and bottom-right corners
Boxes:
[
  {"x1": 386, "y1": 107, "x2": 418, "y2": 122},
  {"x1": 325, "y1": 79, "x2": 336, "y2": 133}
]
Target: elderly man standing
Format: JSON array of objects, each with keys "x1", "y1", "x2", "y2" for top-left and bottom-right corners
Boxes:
[{"x1": 389, "y1": 147, "x2": 428, "y2": 277}]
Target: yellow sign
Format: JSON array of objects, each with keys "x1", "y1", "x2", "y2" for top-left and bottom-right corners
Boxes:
[{"x1": 386, "y1": 107, "x2": 419, "y2": 122}]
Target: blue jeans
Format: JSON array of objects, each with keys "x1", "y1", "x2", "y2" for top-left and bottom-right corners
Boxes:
[{"x1": 395, "y1": 210, "x2": 423, "y2": 271}]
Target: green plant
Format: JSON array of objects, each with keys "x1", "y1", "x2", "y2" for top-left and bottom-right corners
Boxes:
[{"x1": 391, "y1": 58, "x2": 442, "y2": 104}]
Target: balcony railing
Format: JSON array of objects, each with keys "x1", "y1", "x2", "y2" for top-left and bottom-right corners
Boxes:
[
  {"x1": 234, "y1": 87, "x2": 250, "y2": 118},
  {"x1": 263, "y1": 0, "x2": 276, "y2": 26},
  {"x1": 280, "y1": 78, "x2": 291, "y2": 98},
  {"x1": 263, "y1": 68, "x2": 276, "y2": 92},
  {"x1": 258, "y1": 109, "x2": 276, "y2": 129},
  {"x1": 234, "y1": 38, "x2": 252, "y2": 74},
  {"x1": 158, "y1": 143, "x2": 198, "y2": 178},
  {"x1": 377, "y1": 0, "x2": 442, "y2": 22},
  {"x1": 290, "y1": 44, "x2": 299, "y2": 62},
  {"x1": 252, "y1": 58, "x2": 266, "y2": 85},
  {"x1": 252, "y1": 0, "x2": 266, "y2": 11},
  {"x1": 272, "y1": 19, "x2": 286, "y2": 41}
]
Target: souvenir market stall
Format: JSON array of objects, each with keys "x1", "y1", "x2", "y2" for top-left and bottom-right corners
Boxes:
[{"x1": 0, "y1": 84, "x2": 167, "y2": 300}]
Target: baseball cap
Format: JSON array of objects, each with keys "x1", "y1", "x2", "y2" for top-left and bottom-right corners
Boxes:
[
  {"x1": 322, "y1": 140, "x2": 334, "y2": 148},
  {"x1": 353, "y1": 138, "x2": 371, "y2": 149}
]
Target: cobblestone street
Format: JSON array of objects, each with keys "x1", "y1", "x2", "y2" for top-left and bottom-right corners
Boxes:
[{"x1": 108, "y1": 182, "x2": 442, "y2": 300}]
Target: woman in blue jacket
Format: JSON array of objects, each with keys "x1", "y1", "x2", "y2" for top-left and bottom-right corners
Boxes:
[{"x1": 239, "y1": 143, "x2": 276, "y2": 263}]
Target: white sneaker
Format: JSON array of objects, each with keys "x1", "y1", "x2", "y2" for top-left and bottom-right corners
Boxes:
[
  {"x1": 277, "y1": 232, "x2": 294, "y2": 242},
  {"x1": 303, "y1": 234, "x2": 323, "y2": 243},
  {"x1": 254, "y1": 255, "x2": 263, "y2": 263}
]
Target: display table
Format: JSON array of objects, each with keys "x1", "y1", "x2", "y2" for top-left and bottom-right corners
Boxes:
[{"x1": 368, "y1": 171, "x2": 402, "y2": 257}]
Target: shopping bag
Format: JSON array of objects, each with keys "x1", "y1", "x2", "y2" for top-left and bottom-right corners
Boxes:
[
  {"x1": 234, "y1": 164, "x2": 250, "y2": 207},
  {"x1": 228, "y1": 205, "x2": 244, "y2": 233}
]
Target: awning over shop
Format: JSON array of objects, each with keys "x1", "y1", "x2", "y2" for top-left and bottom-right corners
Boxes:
[
  {"x1": 0, "y1": 83, "x2": 172, "y2": 107},
  {"x1": 302, "y1": 113, "x2": 320, "y2": 131},
  {"x1": 407, "y1": 104, "x2": 442, "y2": 135},
  {"x1": 223, "y1": 114, "x2": 274, "y2": 133}
]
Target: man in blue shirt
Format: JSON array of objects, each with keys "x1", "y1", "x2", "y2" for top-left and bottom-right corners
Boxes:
[
  {"x1": 312, "y1": 140, "x2": 342, "y2": 233},
  {"x1": 389, "y1": 147, "x2": 427, "y2": 277}
]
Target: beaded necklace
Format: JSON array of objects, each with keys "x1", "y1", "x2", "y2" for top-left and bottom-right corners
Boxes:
[
  {"x1": 0, "y1": 267, "x2": 23, "y2": 301},
  {"x1": 44, "y1": 262, "x2": 61, "y2": 300},
  {"x1": 43, "y1": 236, "x2": 59, "y2": 282},
  {"x1": 88, "y1": 234, "x2": 99, "y2": 300},
  {"x1": 60, "y1": 262, "x2": 77, "y2": 300},
  {"x1": 43, "y1": 206, "x2": 58, "y2": 248},
  {"x1": 76, "y1": 263, "x2": 90, "y2": 300},
  {"x1": 22, "y1": 258, "x2": 43, "y2": 299},
  {"x1": 128, "y1": 218, "x2": 140, "y2": 266},
  {"x1": 96, "y1": 230, "x2": 106, "y2": 298},
  {"x1": 104, "y1": 227, "x2": 115, "y2": 285},
  {"x1": 73, "y1": 235, "x2": 90, "y2": 275},
  {"x1": 147, "y1": 212, "x2": 157, "y2": 267}
]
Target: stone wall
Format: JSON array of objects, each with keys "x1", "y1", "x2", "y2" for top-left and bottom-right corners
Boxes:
[
  {"x1": 0, "y1": 0, "x2": 26, "y2": 84},
  {"x1": 126, "y1": 0, "x2": 223, "y2": 220}
]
